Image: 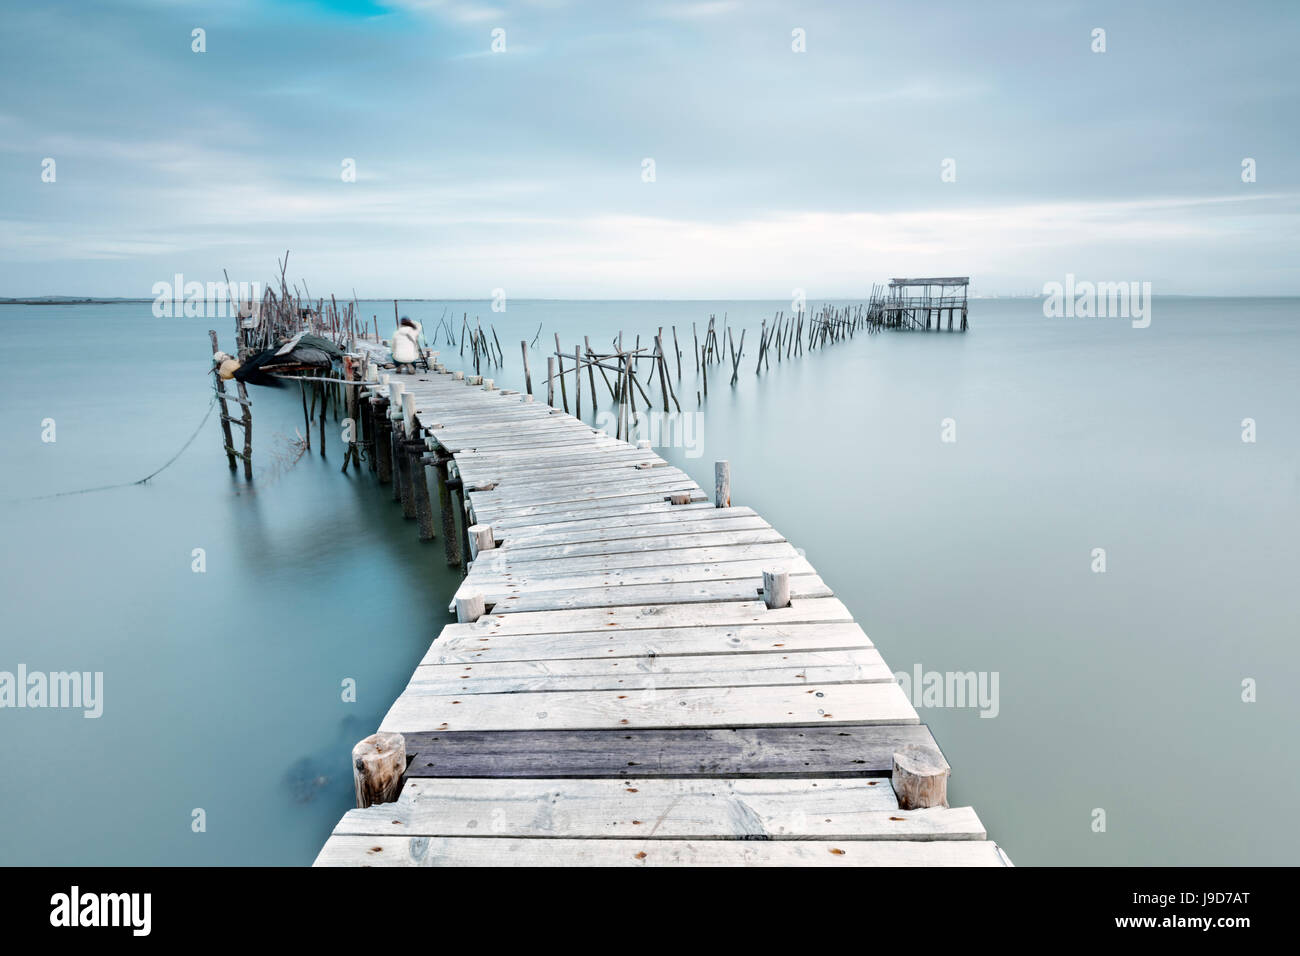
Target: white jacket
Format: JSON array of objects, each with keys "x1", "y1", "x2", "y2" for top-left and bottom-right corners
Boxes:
[{"x1": 392, "y1": 322, "x2": 422, "y2": 364}]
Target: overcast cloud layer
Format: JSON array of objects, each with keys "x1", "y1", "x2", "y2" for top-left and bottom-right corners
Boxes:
[{"x1": 1, "y1": 0, "x2": 1297, "y2": 297}]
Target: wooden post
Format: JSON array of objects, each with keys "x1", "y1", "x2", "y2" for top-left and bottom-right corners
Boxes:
[
  {"x1": 574, "y1": 346, "x2": 582, "y2": 421},
  {"x1": 554, "y1": 334, "x2": 569, "y2": 413},
  {"x1": 374, "y1": 399, "x2": 393, "y2": 485},
  {"x1": 410, "y1": 443, "x2": 436, "y2": 541},
  {"x1": 892, "y1": 745, "x2": 950, "y2": 810},
  {"x1": 762, "y1": 569, "x2": 791, "y2": 609},
  {"x1": 394, "y1": 430, "x2": 415, "y2": 517},
  {"x1": 401, "y1": 391, "x2": 415, "y2": 436},
  {"x1": 468, "y1": 524, "x2": 495, "y2": 559},
  {"x1": 300, "y1": 381, "x2": 311, "y2": 450},
  {"x1": 342, "y1": 355, "x2": 358, "y2": 473},
  {"x1": 521, "y1": 340, "x2": 532, "y2": 396},
  {"x1": 208, "y1": 330, "x2": 237, "y2": 471},
  {"x1": 352, "y1": 732, "x2": 406, "y2": 809},
  {"x1": 715, "y1": 460, "x2": 731, "y2": 508},
  {"x1": 547, "y1": 357, "x2": 556, "y2": 407},
  {"x1": 584, "y1": 336, "x2": 599, "y2": 408},
  {"x1": 456, "y1": 592, "x2": 486, "y2": 623},
  {"x1": 434, "y1": 454, "x2": 461, "y2": 566},
  {"x1": 235, "y1": 380, "x2": 253, "y2": 480},
  {"x1": 318, "y1": 380, "x2": 326, "y2": 456}
]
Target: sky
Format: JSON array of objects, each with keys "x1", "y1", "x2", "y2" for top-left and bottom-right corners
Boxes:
[{"x1": 0, "y1": 0, "x2": 1297, "y2": 298}]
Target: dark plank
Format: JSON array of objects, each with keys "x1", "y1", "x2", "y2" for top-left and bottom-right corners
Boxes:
[{"x1": 402, "y1": 723, "x2": 940, "y2": 779}]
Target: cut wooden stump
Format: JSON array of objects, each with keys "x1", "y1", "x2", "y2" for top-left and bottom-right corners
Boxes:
[
  {"x1": 469, "y1": 524, "x2": 495, "y2": 558},
  {"x1": 456, "y1": 592, "x2": 486, "y2": 623},
  {"x1": 353, "y1": 732, "x2": 406, "y2": 808},
  {"x1": 762, "y1": 569, "x2": 791, "y2": 609},
  {"x1": 892, "y1": 744, "x2": 950, "y2": 809}
]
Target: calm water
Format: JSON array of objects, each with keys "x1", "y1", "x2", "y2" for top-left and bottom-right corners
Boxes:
[{"x1": 1, "y1": 297, "x2": 1297, "y2": 865}]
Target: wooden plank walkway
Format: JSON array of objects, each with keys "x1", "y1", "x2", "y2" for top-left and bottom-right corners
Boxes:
[{"x1": 314, "y1": 369, "x2": 1010, "y2": 866}]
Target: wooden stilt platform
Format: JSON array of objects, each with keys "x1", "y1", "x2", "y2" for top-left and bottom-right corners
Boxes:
[{"x1": 314, "y1": 369, "x2": 1010, "y2": 867}]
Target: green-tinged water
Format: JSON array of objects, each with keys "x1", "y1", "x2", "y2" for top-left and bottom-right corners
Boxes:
[{"x1": 1, "y1": 297, "x2": 1297, "y2": 865}]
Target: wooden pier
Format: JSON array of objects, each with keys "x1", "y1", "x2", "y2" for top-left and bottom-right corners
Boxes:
[
  {"x1": 312, "y1": 364, "x2": 1010, "y2": 867},
  {"x1": 869, "y1": 277, "x2": 969, "y2": 331}
]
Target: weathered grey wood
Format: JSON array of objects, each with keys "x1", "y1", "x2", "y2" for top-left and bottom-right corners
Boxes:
[
  {"x1": 483, "y1": 574, "x2": 831, "y2": 613},
  {"x1": 892, "y1": 744, "x2": 951, "y2": 810},
  {"x1": 379, "y1": 680, "x2": 917, "y2": 733},
  {"x1": 314, "y1": 836, "x2": 1008, "y2": 867},
  {"x1": 461, "y1": 555, "x2": 815, "y2": 597},
  {"x1": 442, "y1": 596, "x2": 853, "y2": 639},
  {"x1": 715, "y1": 459, "x2": 731, "y2": 508},
  {"x1": 483, "y1": 528, "x2": 787, "y2": 564},
  {"x1": 425, "y1": 620, "x2": 874, "y2": 667},
  {"x1": 500, "y1": 514, "x2": 773, "y2": 552},
  {"x1": 499, "y1": 505, "x2": 763, "y2": 543},
  {"x1": 400, "y1": 724, "x2": 939, "y2": 778},
  {"x1": 454, "y1": 543, "x2": 806, "y2": 579},
  {"x1": 332, "y1": 777, "x2": 987, "y2": 840},
  {"x1": 352, "y1": 732, "x2": 406, "y2": 808},
  {"x1": 406, "y1": 648, "x2": 890, "y2": 695}
]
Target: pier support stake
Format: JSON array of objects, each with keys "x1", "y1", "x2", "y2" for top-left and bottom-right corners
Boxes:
[
  {"x1": 352, "y1": 732, "x2": 406, "y2": 809},
  {"x1": 433, "y1": 453, "x2": 461, "y2": 566},
  {"x1": 374, "y1": 400, "x2": 393, "y2": 485},
  {"x1": 409, "y1": 441, "x2": 436, "y2": 540},
  {"x1": 891, "y1": 744, "x2": 950, "y2": 810},
  {"x1": 394, "y1": 430, "x2": 415, "y2": 516},
  {"x1": 762, "y1": 569, "x2": 790, "y2": 609},
  {"x1": 715, "y1": 460, "x2": 731, "y2": 508},
  {"x1": 468, "y1": 524, "x2": 495, "y2": 560},
  {"x1": 456, "y1": 592, "x2": 486, "y2": 623}
]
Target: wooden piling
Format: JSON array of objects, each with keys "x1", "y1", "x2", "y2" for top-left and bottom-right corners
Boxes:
[
  {"x1": 394, "y1": 429, "x2": 415, "y2": 517},
  {"x1": 574, "y1": 346, "x2": 582, "y2": 422},
  {"x1": 352, "y1": 732, "x2": 406, "y2": 809},
  {"x1": 520, "y1": 341, "x2": 533, "y2": 396},
  {"x1": 374, "y1": 399, "x2": 393, "y2": 484},
  {"x1": 892, "y1": 745, "x2": 950, "y2": 810},
  {"x1": 236, "y1": 380, "x2": 253, "y2": 479},
  {"x1": 456, "y1": 592, "x2": 486, "y2": 623},
  {"x1": 433, "y1": 452, "x2": 461, "y2": 566},
  {"x1": 547, "y1": 357, "x2": 556, "y2": 407},
  {"x1": 410, "y1": 442, "x2": 436, "y2": 541},
  {"x1": 208, "y1": 330, "x2": 238, "y2": 472},
  {"x1": 468, "y1": 524, "x2": 495, "y2": 559},
  {"x1": 555, "y1": 334, "x2": 569, "y2": 413},
  {"x1": 762, "y1": 569, "x2": 791, "y2": 609},
  {"x1": 715, "y1": 459, "x2": 731, "y2": 508}
]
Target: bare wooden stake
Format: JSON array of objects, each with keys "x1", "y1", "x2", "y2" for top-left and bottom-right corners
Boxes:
[
  {"x1": 520, "y1": 340, "x2": 533, "y2": 396},
  {"x1": 468, "y1": 524, "x2": 495, "y2": 559},
  {"x1": 715, "y1": 459, "x2": 731, "y2": 508},
  {"x1": 456, "y1": 592, "x2": 486, "y2": 623},
  {"x1": 352, "y1": 732, "x2": 406, "y2": 808},
  {"x1": 762, "y1": 569, "x2": 791, "y2": 609},
  {"x1": 433, "y1": 452, "x2": 461, "y2": 566},
  {"x1": 892, "y1": 745, "x2": 950, "y2": 810}
]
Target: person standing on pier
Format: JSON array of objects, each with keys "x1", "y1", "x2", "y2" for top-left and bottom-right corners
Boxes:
[{"x1": 392, "y1": 316, "x2": 422, "y2": 374}]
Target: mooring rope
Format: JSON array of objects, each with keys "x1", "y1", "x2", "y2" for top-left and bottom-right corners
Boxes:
[{"x1": 21, "y1": 394, "x2": 220, "y2": 501}]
